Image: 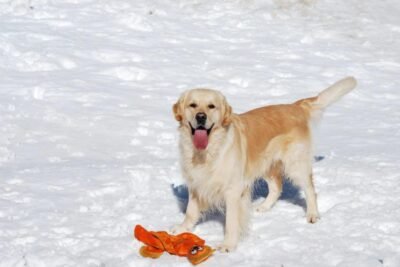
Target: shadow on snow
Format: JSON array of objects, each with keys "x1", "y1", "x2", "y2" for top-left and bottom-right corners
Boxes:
[{"x1": 171, "y1": 156, "x2": 324, "y2": 224}]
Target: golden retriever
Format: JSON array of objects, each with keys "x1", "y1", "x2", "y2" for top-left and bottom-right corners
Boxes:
[{"x1": 172, "y1": 77, "x2": 357, "y2": 252}]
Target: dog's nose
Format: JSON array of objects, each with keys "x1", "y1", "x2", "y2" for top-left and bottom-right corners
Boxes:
[{"x1": 195, "y1": 112, "x2": 207, "y2": 125}]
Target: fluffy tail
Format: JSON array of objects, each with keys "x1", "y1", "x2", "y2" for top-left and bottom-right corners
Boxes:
[{"x1": 312, "y1": 76, "x2": 357, "y2": 110}]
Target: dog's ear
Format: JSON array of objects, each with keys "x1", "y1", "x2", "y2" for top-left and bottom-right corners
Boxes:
[
  {"x1": 222, "y1": 98, "x2": 232, "y2": 127},
  {"x1": 172, "y1": 92, "x2": 186, "y2": 122},
  {"x1": 173, "y1": 102, "x2": 182, "y2": 122}
]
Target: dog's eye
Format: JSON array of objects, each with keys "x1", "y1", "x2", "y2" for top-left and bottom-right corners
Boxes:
[
  {"x1": 189, "y1": 103, "x2": 197, "y2": 108},
  {"x1": 208, "y1": 104, "x2": 216, "y2": 109}
]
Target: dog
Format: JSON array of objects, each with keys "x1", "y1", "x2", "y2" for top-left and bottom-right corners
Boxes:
[{"x1": 171, "y1": 77, "x2": 357, "y2": 252}]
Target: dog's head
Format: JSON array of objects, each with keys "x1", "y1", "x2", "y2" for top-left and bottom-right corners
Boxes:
[{"x1": 173, "y1": 89, "x2": 232, "y2": 150}]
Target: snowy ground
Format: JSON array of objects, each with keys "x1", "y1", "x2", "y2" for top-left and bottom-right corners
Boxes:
[{"x1": 1, "y1": 0, "x2": 400, "y2": 266}]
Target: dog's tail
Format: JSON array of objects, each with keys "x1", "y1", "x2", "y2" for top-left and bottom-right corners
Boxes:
[
  {"x1": 297, "y1": 76, "x2": 357, "y2": 115},
  {"x1": 309, "y1": 76, "x2": 357, "y2": 110},
  {"x1": 296, "y1": 76, "x2": 357, "y2": 120},
  {"x1": 313, "y1": 76, "x2": 357, "y2": 109}
]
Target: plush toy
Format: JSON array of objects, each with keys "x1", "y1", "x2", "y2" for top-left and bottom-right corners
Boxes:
[{"x1": 134, "y1": 224, "x2": 214, "y2": 265}]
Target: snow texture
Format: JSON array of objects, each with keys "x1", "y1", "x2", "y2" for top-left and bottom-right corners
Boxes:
[{"x1": 1, "y1": 0, "x2": 400, "y2": 266}]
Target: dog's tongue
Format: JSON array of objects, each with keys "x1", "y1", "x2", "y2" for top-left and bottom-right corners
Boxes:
[{"x1": 193, "y1": 129, "x2": 208, "y2": 150}]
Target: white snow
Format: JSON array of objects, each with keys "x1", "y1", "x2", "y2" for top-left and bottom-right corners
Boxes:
[{"x1": 1, "y1": 0, "x2": 400, "y2": 266}]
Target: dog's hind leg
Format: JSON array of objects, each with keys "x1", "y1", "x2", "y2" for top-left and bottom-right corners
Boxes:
[
  {"x1": 302, "y1": 173, "x2": 319, "y2": 223},
  {"x1": 286, "y1": 160, "x2": 319, "y2": 223},
  {"x1": 254, "y1": 162, "x2": 283, "y2": 213}
]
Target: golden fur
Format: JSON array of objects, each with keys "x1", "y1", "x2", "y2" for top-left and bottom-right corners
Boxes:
[{"x1": 172, "y1": 77, "x2": 357, "y2": 252}]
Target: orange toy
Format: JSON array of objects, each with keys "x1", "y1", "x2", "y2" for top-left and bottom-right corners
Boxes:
[{"x1": 134, "y1": 224, "x2": 214, "y2": 265}]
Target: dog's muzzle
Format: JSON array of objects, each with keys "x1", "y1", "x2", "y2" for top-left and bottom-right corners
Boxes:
[
  {"x1": 195, "y1": 112, "x2": 207, "y2": 126},
  {"x1": 189, "y1": 122, "x2": 214, "y2": 150}
]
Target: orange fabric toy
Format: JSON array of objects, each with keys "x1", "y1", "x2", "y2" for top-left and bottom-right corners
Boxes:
[{"x1": 134, "y1": 224, "x2": 214, "y2": 265}]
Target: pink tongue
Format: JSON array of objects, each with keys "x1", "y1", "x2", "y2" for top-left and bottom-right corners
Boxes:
[{"x1": 193, "y1": 129, "x2": 209, "y2": 150}]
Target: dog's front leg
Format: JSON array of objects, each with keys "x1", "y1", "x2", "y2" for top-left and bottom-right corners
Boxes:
[
  {"x1": 218, "y1": 192, "x2": 241, "y2": 252},
  {"x1": 171, "y1": 190, "x2": 201, "y2": 234}
]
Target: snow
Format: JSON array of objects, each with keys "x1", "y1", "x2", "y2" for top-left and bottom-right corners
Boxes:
[{"x1": 1, "y1": 0, "x2": 400, "y2": 266}]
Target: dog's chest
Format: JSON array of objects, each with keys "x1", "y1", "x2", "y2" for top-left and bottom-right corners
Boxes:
[
  {"x1": 186, "y1": 163, "x2": 228, "y2": 206},
  {"x1": 185, "y1": 158, "x2": 213, "y2": 184}
]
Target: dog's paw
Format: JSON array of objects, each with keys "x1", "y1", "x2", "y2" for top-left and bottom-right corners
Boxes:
[
  {"x1": 170, "y1": 224, "x2": 190, "y2": 234},
  {"x1": 254, "y1": 203, "x2": 272, "y2": 213},
  {"x1": 306, "y1": 212, "x2": 320, "y2": 224},
  {"x1": 217, "y1": 243, "x2": 237, "y2": 253}
]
